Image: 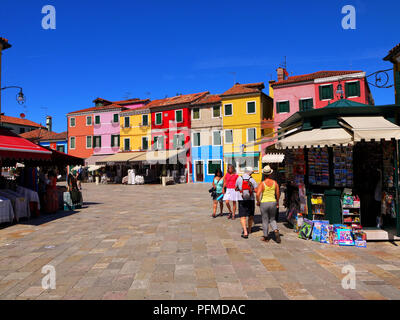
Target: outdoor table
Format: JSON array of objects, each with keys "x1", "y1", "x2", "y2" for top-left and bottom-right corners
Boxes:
[
  {"x1": 0, "y1": 196, "x2": 14, "y2": 223},
  {"x1": 0, "y1": 190, "x2": 30, "y2": 221},
  {"x1": 16, "y1": 186, "x2": 41, "y2": 210}
]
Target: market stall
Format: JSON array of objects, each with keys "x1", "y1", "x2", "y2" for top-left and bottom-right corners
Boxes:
[{"x1": 276, "y1": 100, "x2": 400, "y2": 242}]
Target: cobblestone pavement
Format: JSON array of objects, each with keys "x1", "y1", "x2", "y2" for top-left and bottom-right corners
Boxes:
[{"x1": 0, "y1": 182, "x2": 400, "y2": 300}]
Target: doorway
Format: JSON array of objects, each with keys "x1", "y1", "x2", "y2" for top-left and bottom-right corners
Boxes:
[{"x1": 195, "y1": 161, "x2": 204, "y2": 182}]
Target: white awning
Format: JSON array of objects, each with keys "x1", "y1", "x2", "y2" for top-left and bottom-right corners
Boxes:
[
  {"x1": 340, "y1": 116, "x2": 400, "y2": 142},
  {"x1": 144, "y1": 149, "x2": 187, "y2": 164},
  {"x1": 96, "y1": 152, "x2": 147, "y2": 165},
  {"x1": 262, "y1": 153, "x2": 285, "y2": 163},
  {"x1": 88, "y1": 165, "x2": 104, "y2": 172},
  {"x1": 85, "y1": 154, "x2": 110, "y2": 166},
  {"x1": 276, "y1": 128, "x2": 353, "y2": 149}
]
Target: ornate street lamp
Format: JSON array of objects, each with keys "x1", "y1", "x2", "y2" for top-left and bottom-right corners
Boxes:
[{"x1": 1, "y1": 86, "x2": 26, "y2": 106}]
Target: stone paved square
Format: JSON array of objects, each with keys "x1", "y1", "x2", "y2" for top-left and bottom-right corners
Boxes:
[{"x1": 0, "y1": 182, "x2": 400, "y2": 300}]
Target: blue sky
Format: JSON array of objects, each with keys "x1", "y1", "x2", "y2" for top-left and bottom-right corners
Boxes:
[{"x1": 0, "y1": 0, "x2": 399, "y2": 132}]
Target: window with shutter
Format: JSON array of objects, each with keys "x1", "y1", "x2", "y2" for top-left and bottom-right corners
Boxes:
[
  {"x1": 207, "y1": 160, "x2": 222, "y2": 175},
  {"x1": 155, "y1": 113, "x2": 162, "y2": 125},
  {"x1": 247, "y1": 101, "x2": 256, "y2": 114},
  {"x1": 299, "y1": 98, "x2": 313, "y2": 111},
  {"x1": 142, "y1": 114, "x2": 149, "y2": 126},
  {"x1": 319, "y1": 84, "x2": 333, "y2": 100},
  {"x1": 86, "y1": 136, "x2": 92, "y2": 148},
  {"x1": 193, "y1": 132, "x2": 200, "y2": 147},
  {"x1": 192, "y1": 108, "x2": 200, "y2": 120},
  {"x1": 70, "y1": 118, "x2": 76, "y2": 127},
  {"x1": 225, "y1": 129, "x2": 233, "y2": 144},
  {"x1": 95, "y1": 115, "x2": 100, "y2": 125},
  {"x1": 124, "y1": 138, "x2": 130, "y2": 151},
  {"x1": 247, "y1": 128, "x2": 256, "y2": 142},
  {"x1": 70, "y1": 137, "x2": 75, "y2": 149},
  {"x1": 113, "y1": 114, "x2": 119, "y2": 123},
  {"x1": 175, "y1": 110, "x2": 183, "y2": 123},
  {"x1": 213, "y1": 106, "x2": 221, "y2": 118},
  {"x1": 124, "y1": 117, "x2": 130, "y2": 128},
  {"x1": 86, "y1": 116, "x2": 92, "y2": 126},
  {"x1": 345, "y1": 81, "x2": 360, "y2": 98},
  {"x1": 142, "y1": 137, "x2": 148, "y2": 150},
  {"x1": 213, "y1": 131, "x2": 222, "y2": 146},
  {"x1": 224, "y1": 104, "x2": 233, "y2": 116},
  {"x1": 276, "y1": 101, "x2": 290, "y2": 113}
]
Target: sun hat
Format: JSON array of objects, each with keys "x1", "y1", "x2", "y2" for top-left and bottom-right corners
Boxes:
[
  {"x1": 262, "y1": 165, "x2": 273, "y2": 175},
  {"x1": 243, "y1": 167, "x2": 253, "y2": 174}
]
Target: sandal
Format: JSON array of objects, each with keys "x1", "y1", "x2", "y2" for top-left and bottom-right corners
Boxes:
[{"x1": 241, "y1": 234, "x2": 248, "y2": 239}]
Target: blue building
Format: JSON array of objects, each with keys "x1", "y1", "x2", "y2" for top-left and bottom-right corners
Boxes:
[
  {"x1": 21, "y1": 128, "x2": 68, "y2": 154},
  {"x1": 190, "y1": 94, "x2": 224, "y2": 183}
]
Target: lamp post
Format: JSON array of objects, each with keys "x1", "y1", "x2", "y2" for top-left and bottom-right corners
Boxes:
[{"x1": 336, "y1": 82, "x2": 344, "y2": 100}]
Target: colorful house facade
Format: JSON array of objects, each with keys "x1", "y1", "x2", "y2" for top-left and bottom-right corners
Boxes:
[
  {"x1": 383, "y1": 43, "x2": 400, "y2": 105},
  {"x1": 120, "y1": 106, "x2": 151, "y2": 152},
  {"x1": 190, "y1": 94, "x2": 223, "y2": 183},
  {"x1": 270, "y1": 70, "x2": 374, "y2": 136},
  {"x1": 21, "y1": 128, "x2": 68, "y2": 153},
  {"x1": 67, "y1": 107, "x2": 95, "y2": 159},
  {"x1": 221, "y1": 83, "x2": 274, "y2": 182}
]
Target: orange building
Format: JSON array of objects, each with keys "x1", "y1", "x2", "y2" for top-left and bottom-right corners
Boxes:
[{"x1": 66, "y1": 109, "x2": 94, "y2": 159}]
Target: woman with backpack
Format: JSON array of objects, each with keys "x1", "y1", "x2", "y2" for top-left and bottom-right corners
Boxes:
[
  {"x1": 236, "y1": 167, "x2": 258, "y2": 239},
  {"x1": 223, "y1": 164, "x2": 239, "y2": 220},
  {"x1": 211, "y1": 168, "x2": 224, "y2": 218},
  {"x1": 256, "y1": 165, "x2": 281, "y2": 243}
]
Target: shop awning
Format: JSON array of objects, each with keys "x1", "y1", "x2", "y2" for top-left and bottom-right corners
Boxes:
[
  {"x1": 85, "y1": 154, "x2": 110, "y2": 166},
  {"x1": 276, "y1": 128, "x2": 353, "y2": 149},
  {"x1": 0, "y1": 128, "x2": 52, "y2": 163},
  {"x1": 340, "y1": 116, "x2": 400, "y2": 142},
  {"x1": 88, "y1": 164, "x2": 104, "y2": 172},
  {"x1": 95, "y1": 152, "x2": 143, "y2": 165},
  {"x1": 262, "y1": 153, "x2": 285, "y2": 163},
  {"x1": 144, "y1": 150, "x2": 187, "y2": 163},
  {"x1": 49, "y1": 148, "x2": 84, "y2": 166}
]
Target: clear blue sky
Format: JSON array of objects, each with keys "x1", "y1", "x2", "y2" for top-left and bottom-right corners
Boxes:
[{"x1": 0, "y1": 0, "x2": 399, "y2": 132}]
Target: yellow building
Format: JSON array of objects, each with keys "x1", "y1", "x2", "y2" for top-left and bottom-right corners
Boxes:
[
  {"x1": 220, "y1": 82, "x2": 273, "y2": 182},
  {"x1": 119, "y1": 107, "x2": 151, "y2": 152},
  {"x1": 384, "y1": 43, "x2": 400, "y2": 105}
]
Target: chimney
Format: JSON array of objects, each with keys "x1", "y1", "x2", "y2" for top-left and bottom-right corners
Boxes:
[
  {"x1": 277, "y1": 67, "x2": 287, "y2": 82},
  {"x1": 46, "y1": 116, "x2": 52, "y2": 132}
]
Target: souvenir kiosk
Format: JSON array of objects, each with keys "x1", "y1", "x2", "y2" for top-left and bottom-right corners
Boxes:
[{"x1": 276, "y1": 100, "x2": 400, "y2": 240}]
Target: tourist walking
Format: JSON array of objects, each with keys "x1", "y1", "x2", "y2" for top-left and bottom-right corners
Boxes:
[
  {"x1": 256, "y1": 165, "x2": 281, "y2": 243},
  {"x1": 223, "y1": 164, "x2": 239, "y2": 220},
  {"x1": 211, "y1": 168, "x2": 224, "y2": 218},
  {"x1": 236, "y1": 167, "x2": 258, "y2": 239}
]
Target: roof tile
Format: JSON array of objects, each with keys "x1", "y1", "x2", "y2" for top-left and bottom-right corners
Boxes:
[
  {"x1": 221, "y1": 82, "x2": 265, "y2": 96},
  {"x1": 0, "y1": 115, "x2": 44, "y2": 128},
  {"x1": 146, "y1": 91, "x2": 209, "y2": 108}
]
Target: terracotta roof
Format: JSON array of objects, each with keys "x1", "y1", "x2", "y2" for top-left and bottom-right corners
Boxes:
[
  {"x1": 146, "y1": 92, "x2": 209, "y2": 109},
  {"x1": 120, "y1": 105, "x2": 150, "y2": 113},
  {"x1": 383, "y1": 43, "x2": 400, "y2": 61},
  {"x1": 221, "y1": 82, "x2": 265, "y2": 96},
  {"x1": 92, "y1": 98, "x2": 112, "y2": 105},
  {"x1": 191, "y1": 94, "x2": 221, "y2": 106},
  {"x1": 67, "y1": 104, "x2": 126, "y2": 115},
  {"x1": 0, "y1": 115, "x2": 44, "y2": 128},
  {"x1": 20, "y1": 129, "x2": 67, "y2": 141},
  {"x1": 271, "y1": 71, "x2": 364, "y2": 87},
  {"x1": 0, "y1": 37, "x2": 11, "y2": 50},
  {"x1": 113, "y1": 98, "x2": 150, "y2": 105}
]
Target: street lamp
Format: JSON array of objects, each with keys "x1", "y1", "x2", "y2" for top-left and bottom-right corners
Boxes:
[
  {"x1": 0, "y1": 86, "x2": 26, "y2": 113},
  {"x1": 336, "y1": 83, "x2": 344, "y2": 100}
]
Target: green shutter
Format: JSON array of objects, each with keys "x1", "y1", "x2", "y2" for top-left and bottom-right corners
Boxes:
[
  {"x1": 319, "y1": 86, "x2": 323, "y2": 100},
  {"x1": 355, "y1": 81, "x2": 360, "y2": 97},
  {"x1": 111, "y1": 136, "x2": 114, "y2": 147}
]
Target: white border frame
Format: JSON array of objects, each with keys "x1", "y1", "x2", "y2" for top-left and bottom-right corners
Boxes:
[
  {"x1": 112, "y1": 113, "x2": 119, "y2": 123},
  {"x1": 212, "y1": 130, "x2": 222, "y2": 146},
  {"x1": 142, "y1": 114, "x2": 149, "y2": 126},
  {"x1": 212, "y1": 105, "x2": 221, "y2": 118},
  {"x1": 345, "y1": 80, "x2": 361, "y2": 98},
  {"x1": 223, "y1": 103, "x2": 233, "y2": 117},
  {"x1": 94, "y1": 115, "x2": 101, "y2": 125},
  {"x1": 246, "y1": 128, "x2": 256, "y2": 143},
  {"x1": 319, "y1": 84, "x2": 334, "y2": 101},
  {"x1": 175, "y1": 109, "x2": 183, "y2": 123},
  {"x1": 192, "y1": 131, "x2": 201, "y2": 147},
  {"x1": 111, "y1": 134, "x2": 120, "y2": 148},
  {"x1": 153, "y1": 135, "x2": 164, "y2": 150},
  {"x1": 155, "y1": 112, "x2": 163, "y2": 125},
  {"x1": 207, "y1": 159, "x2": 222, "y2": 176},
  {"x1": 194, "y1": 160, "x2": 205, "y2": 182},
  {"x1": 86, "y1": 115, "x2": 92, "y2": 126},
  {"x1": 299, "y1": 97, "x2": 314, "y2": 111},
  {"x1": 173, "y1": 133, "x2": 185, "y2": 149},
  {"x1": 246, "y1": 101, "x2": 257, "y2": 114},
  {"x1": 69, "y1": 117, "x2": 76, "y2": 128},
  {"x1": 86, "y1": 136, "x2": 92, "y2": 149},
  {"x1": 69, "y1": 136, "x2": 76, "y2": 150},
  {"x1": 276, "y1": 100, "x2": 290, "y2": 114},
  {"x1": 224, "y1": 129, "x2": 233, "y2": 144},
  {"x1": 191, "y1": 107, "x2": 201, "y2": 121},
  {"x1": 93, "y1": 135, "x2": 101, "y2": 149},
  {"x1": 142, "y1": 136, "x2": 149, "y2": 150},
  {"x1": 123, "y1": 137, "x2": 131, "y2": 151}
]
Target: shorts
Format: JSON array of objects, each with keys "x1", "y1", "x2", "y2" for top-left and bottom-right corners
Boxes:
[
  {"x1": 212, "y1": 192, "x2": 223, "y2": 201},
  {"x1": 238, "y1": 200, "x2": 255, "y2": 218}
]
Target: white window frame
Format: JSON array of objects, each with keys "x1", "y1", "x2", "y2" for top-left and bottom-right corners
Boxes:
[
  {"x1": 113, "y1": 113, "x2": 119, "y2": 123},
  {"x1": 155, "y1": 112, "x2": 163, "y2": 125},
  {"x1": 124, "y1": 116, "x2": 130, "y2": 128},
  {"x1": 142, "y1": 114, "x2": 149, "y2": 126},
  {"x1": 224, "y1": 129, "x2": 233, "y2": 144},
  {"x1": 86, "y1": 136, "x2": 92, "y2": 149},
  {"x1": 299, "y1": 97, "x2": 314, "y2": 111},
  {"x1": 191, "y1": 107, "x2": 201, "y2": 120},
  {"x1": 247, "y1": 128, "x2": 256, "y2": 142},
  {"x1": 246, "y1": 101, "x2": 257, "y2": 114},
  {"x1": 175, "y1": 109, "x2": 183, "y2": 123},
  {"x1": 69, "y1": 117, "x2": 76, "y2": 127},
  {"x1": 212, "y1": 130, "x2": 222, "y2": 146},
  {"x1": 345, "y1": 80, "x2": 361, "y2": 98},
  {"x1": 276, "y1": 100, "x2": 290, "y2": 114},
  {"x1": 174, "y1": 133, "x2": 185, "y2": 149},
  {"x1": 86, "y1": 115, "x2": 92, "y2": 126},
  {"x1": 319, "y1": 84, "x2": 334, "y2": 101},
  {"x1": 224, "y1": 103, "x2": 233, "y2": 117},
  {"x1": 194, "y1": 160, "x2": 205, "y2": 182},
  {"x1": 94, "y1": 115, "x2": 101, "y2": 125},
  {"x1": 192, "y1": 131, "x2": 201, "y2": 147},
  {"x1": 153, "y1": 135, "x2": 164, "y2": 150},
  {"x1": 212, "y1": 105, "x2": 221, "y2": 118},
  {"x1": 123, "y1": 138, "x2": 131, "y2": 151},
  {"x1": 142, "y1": 136, "x2": 149, "y2": 150},
  {"x1": 69, "y1": 136, "x2": 76, "y2": 150},
  {"x1": 207, "y1": 159, "x2": 222, "y2": 176}
]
